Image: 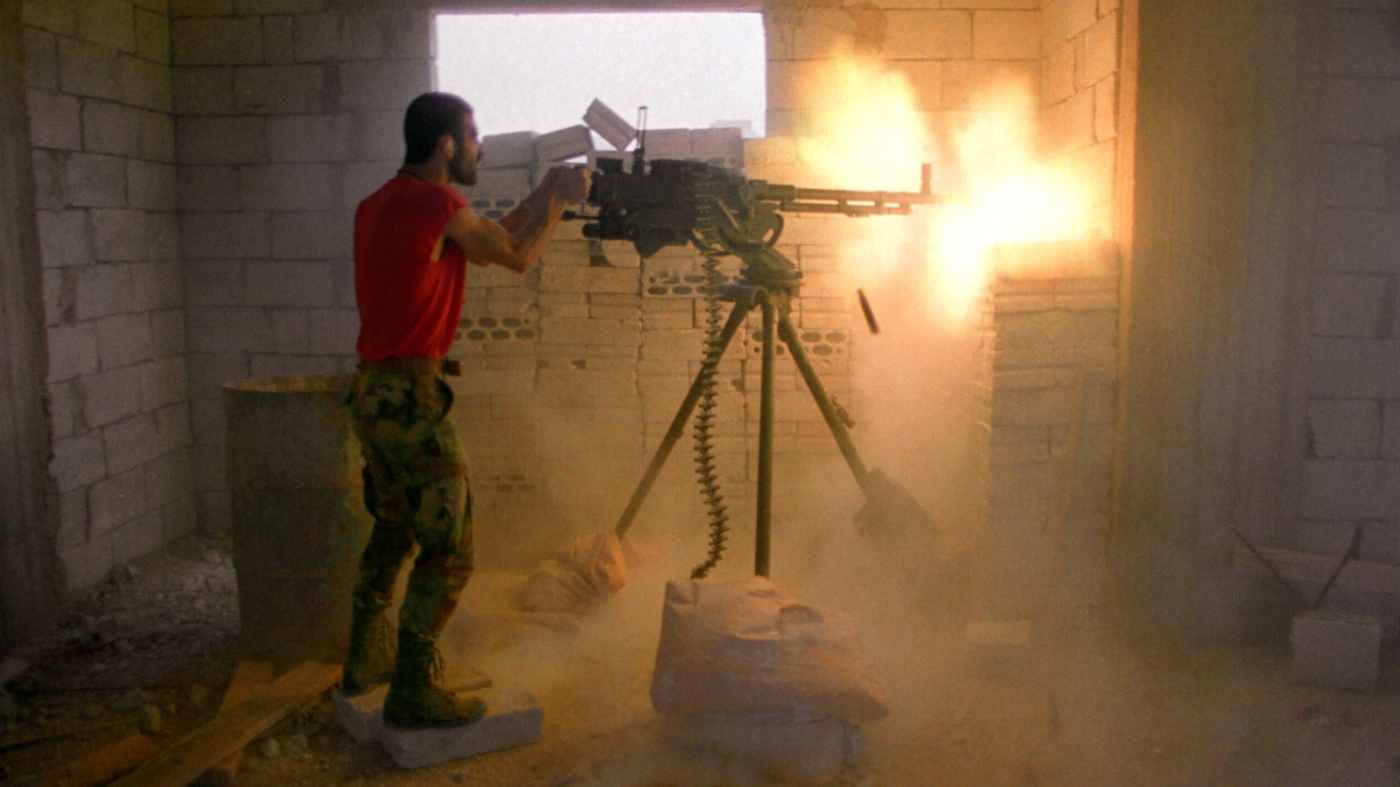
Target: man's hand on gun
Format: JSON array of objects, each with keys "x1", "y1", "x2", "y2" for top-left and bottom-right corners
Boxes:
[{"x1": 542, "y1": 165, "x2": 591, "y2": 205}]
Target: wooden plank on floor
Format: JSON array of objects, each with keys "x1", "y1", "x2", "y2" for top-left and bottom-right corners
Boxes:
[
  {"x1": 108, "y1": 662, "x2": 340, "y2": 787},
  {"x1": 1232, "y1": 542, "x2": 1400, "y2": 596},
  {"x1": 38, "y1": 734, "x2": 157, "y2": 787},
  {"x1": 190, "y1": 661, "x2": 275, "y2": 787}
]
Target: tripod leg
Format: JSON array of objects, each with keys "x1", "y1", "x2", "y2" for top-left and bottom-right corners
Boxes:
[
  {"x1": 755, "y1": 296, "x2": 777, "y2": 578},
  {"x1": 777, "y1": 315, "x2": 875, "y2": 499},
  {"x1": 614, "y1": 298, "x2": 753, "y2": 537}
]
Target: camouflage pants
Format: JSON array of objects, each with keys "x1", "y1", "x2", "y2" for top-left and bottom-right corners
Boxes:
[{"x1": 347, "y1": 363, "x2": 473, "y2": 641}]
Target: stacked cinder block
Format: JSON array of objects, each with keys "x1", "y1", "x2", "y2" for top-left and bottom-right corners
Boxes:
[
  {"x1": 1298, "y1": 4, "x2": 1400, "y2": 632},
  {"x1": 1041, "y1": 0, "x2": 1120, "y2": 235},
  {"x1": 25, "y1": 0, "x2": 194, "y2": 588},
  {"x1": 985, "y1": 241, "x2": 1119, "y2": 619},
  {"x1": 171, "y1": 1, "x2": 435, "y2": 533}
]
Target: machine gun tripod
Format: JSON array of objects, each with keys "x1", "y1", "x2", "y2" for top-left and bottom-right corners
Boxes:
[{"x1": 570, "y1": 157, "x2": 941, "y2": 579}]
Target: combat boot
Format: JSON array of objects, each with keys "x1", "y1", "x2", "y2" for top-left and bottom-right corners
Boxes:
[
  {"x1": 382, "y1": 633, "x2": 486, "y2": 729},
  {"x1": 340, "y1": 599, "x2": 396, "y2": 697}
]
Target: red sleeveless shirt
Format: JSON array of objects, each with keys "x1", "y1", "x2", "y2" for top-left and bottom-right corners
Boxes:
[{"x1": 354, "y1": 175, "x2": 468, "y2": 360}]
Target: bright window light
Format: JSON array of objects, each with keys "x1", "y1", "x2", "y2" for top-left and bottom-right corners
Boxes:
[{"x1": 435, "y1": 13, "x2": 766, "y2": 142}]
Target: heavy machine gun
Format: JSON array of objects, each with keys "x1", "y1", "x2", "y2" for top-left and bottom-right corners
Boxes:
[{"x1": 565, "y1": 156, "x2": 942, "y2": 580}]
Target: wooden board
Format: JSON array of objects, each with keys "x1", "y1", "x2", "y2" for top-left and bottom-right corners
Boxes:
[
  {"x1": 1232, "y1": 542, "x2": 1400, "y2": 596},
  {"x1": 109, "y1": 662, "x2": 340, "y2": 787},
  {"x1": 190, "y1": 661, "x2": 275, "y2": 787},
  {"x1": 39, "y1": 734, "x2": 157, "y2": 787}
]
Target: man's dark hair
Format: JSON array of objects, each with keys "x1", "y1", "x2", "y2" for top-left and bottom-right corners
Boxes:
[{"x1": 403, "y1": 92, "x2": 473, "y2": 164}]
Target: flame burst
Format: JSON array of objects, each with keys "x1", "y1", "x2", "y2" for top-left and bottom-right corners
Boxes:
[{"x1": 793, "y1": 54, "x2": 1095, "y2": 323}]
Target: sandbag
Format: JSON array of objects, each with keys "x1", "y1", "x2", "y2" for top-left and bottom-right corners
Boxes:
[
  {"x1": 650, "y1": 577, "x2": 889, "y2": 722},
  {"x1": 518, "y1": 532, "x2": 629, "y2": 613}
]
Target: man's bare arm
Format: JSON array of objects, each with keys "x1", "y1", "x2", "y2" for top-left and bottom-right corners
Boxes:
[{"x1": 443, "y1": 166, "x2": 588, "y2": 273}]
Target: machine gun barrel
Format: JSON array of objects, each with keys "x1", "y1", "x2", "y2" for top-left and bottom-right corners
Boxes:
[
  {"x1": 754, "y1": 162, "x2": 937, "y2": 217},
  {"x1": 756, "y1": 183, "x2": 938, "y2": 216}
]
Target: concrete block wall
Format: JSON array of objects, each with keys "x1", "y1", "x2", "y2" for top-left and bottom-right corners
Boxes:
[
  {"x1": 1042, "y1": 0, "x2": 1119, "y2": 236},
  {"x1": 764, "y1": 2, "x2": 1040, "y2": 139},
  {"x1": 1301, "y1": 3, "x2": 1400, "y2": 603},
  {"x1": 169, "y1": 1, "x2": 434, "y2": 533},
  {"x1": 24, "y1": 0, "x2": 194, "y2": 590},
  {"x1": 985, "y1": 241, "x2": 1119, "y2": 619}
]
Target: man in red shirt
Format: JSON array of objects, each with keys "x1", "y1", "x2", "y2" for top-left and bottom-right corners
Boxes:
[{"x1": 342, "y1": 92, "x2": 588, "y2": 729}]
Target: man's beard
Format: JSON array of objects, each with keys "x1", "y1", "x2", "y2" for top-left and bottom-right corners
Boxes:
[{"x1": 448, "y1": 145, "x2": 477, "y2": 186}]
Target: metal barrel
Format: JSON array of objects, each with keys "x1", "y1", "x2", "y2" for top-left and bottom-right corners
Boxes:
[{"x1": 223, "y1": 374, "x2": 372, "y2": 663}]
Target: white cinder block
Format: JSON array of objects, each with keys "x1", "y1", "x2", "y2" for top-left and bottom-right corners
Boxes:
[
  {"x1": 689, "y1": 127, "x2": 743, "y2": 162},
  {"x1": 81, "y1": 365, "x2": 143, "y2": 428},
  {"x1": 245, "y1": 261, "x2": 336, "y2": 307},
  {"x1": 171, "y1": 17, "x2": 262, "y2": 66},
  {"x1": 27, "y1": 90, "x2": 83, "y2": 150},
  {"x1": 234, "y1": 65, "x2": 327, "y2": 114},
  {"x1": 535, "y1": 124, "x2": 592, "y2": 163},
  {"x1": 26, "y1": 28, "x2": 58, "y2": 90},
  {"x1": 379, "y1": 685, "x2": 543, "y2": 770},
  {"x1": 92, "y1": 209, "x2": 147, "y2": 261},
  {"x1": 638, "y1": 128, "x2": 689, "y2": 160},
  {"x1": 240, "y1": 164, "x2": 333, "y2": 211},
  {"x1": 539, "y1": 267, "x2": 638, "y2": 295},
  {"x1": 882, "y1": 10, "x2": 973, "y2": 60},
  {"x1": 58, "y1": 38, "x2": 123, "y2": 101},
  {"x1": 127, "y1": 161, "x2": 178, "y2": 211},
  {"x1": 122, "y1": 54, "x2": 170, "y2": 113},
  {"x1": 111, "y1": 511, "x2": 164, "y2": 565},
  {"x1": 538, "y1": 317, "x2": 641, "y2": 347},
  {"x1": 144, "y1": 214, "x2": 181, "y2": 262},
  {"x1": 38, "y1": 211, "x2": 94, "y2": 269},
  {"x1": 139, "y1": 110, "x2": 175, "y2": 162},
  {"x1": 177, "y1": 116, "x2": 267, "y2": 165},
  {"x1": 150, "y1": 309, "x2": 186, "y2": 358},
  {"x1": 337, "y1": 60, "x2": 431, "y2": 111},
  {"x1": 97, "y1": 311, "x2": 155, "y2": 370},
  {"x1": 271, "y1": 211, "x2": 351, "y2": 259},
  {"x1": 51, "y1": 432, "x2": 106, "y2": 495},
  {"x1": 172, "y1": 66, "x2": 235, "y2": 117},
  {"x1": 180, "y1": 212, "x2": 270, "y2": 259},
  {"x1": 1292, "y1": 611, "x2": 1380, "y2": 692},
  {"x1": 136, "y1": 8, "x2": 171, "y2": 63},
  {"x1": 482, "y1": 132, "x2": 538, "y2": 168},
  {"x1": 973, "y1": 11, "x2": 1040, "y2": 61},
  {"x1": 47, "y1": 323, "x2": 100, "y2": 383},
  {"x1": 104, "y1": 412, "x2": 162, "y2": 475},
  {"x1": 467, "y1": 167, "x2": 532, "y2": 199},
  {"x1": 64, "y1": 154, "x2": 127, "y2": 207},
  {"x1": 583, "y1": 99, "x2": 635, "y2": 150},
  {"x1": 333, "y1": 668, "x2": 491, "y2": 745},
  {"x1": 88, "y1": 467, "x2": 148, "y2": 539},
  {"x1": 83, "y1": 100, "x2": 144, "y2": 157},
  {"x1": 141, "y1": 357, "x2": 188, "y2": 411},
  {"x1": 267, "y1": 114, "x2": 353, "y2": 163},
  {"x1": 187, "y1": 307, "x2": 276, "y2": 354},
  {"x1": 76, "y1": 264, "x2": 134, "y2": 320},
  {"x1": 1081, "y1": 12, "x2": 1118, "y2": 85}
]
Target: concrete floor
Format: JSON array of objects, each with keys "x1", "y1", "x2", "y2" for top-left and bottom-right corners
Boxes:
[{"x1": 3, "y1": 539, "x2": 1400, "y2": 786}]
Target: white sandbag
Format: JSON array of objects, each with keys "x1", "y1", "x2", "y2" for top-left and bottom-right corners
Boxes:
[
  {"x1": 518, "y1": 532, "x2": 629, "y2": 613},
  {"x1": 650, "y1": 577, "x2": 889, "y2": 722}
]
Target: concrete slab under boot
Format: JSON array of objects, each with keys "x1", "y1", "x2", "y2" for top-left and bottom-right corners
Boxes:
[
  {"x1": 379, "y1": 685, "x2": 543, "y2": 769},
  {"x1": 333, "y1": 666, "x2": 491, "y2": 745}
]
